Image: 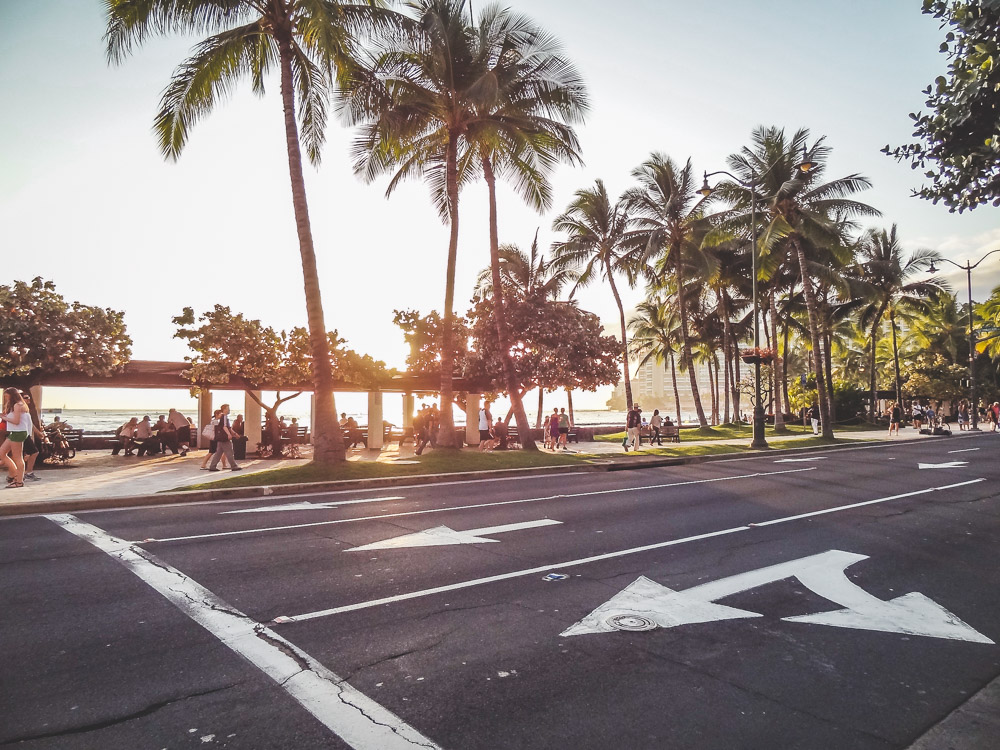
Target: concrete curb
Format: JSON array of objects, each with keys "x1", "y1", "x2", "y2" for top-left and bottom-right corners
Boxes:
[
  {"x1": 906, "y1": 674, "x2": 1000, "y2": 750},
  {"x1": 0, "y1": 435, "x2": 937, "y2": 517}
]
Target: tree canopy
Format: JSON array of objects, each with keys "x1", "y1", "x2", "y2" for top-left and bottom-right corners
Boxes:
[
  {"x1": 0, "y1": 278, "x2": 131, "y2": 386},
  {"x1": 884, "y1": 0, "x2": 1000, "y2": 212}
]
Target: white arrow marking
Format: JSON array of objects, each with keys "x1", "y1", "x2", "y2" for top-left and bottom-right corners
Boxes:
[
  {"x1": 918, "y1": 462, "x2": 969, "y2": 469},
  {"x1": 347, "y1": 518, "x2": 562, "y2": 551},
  {"x1": 223, "y1": 497, "x2": 404, "y2": 514},
  {"x1": 562, "y1": 549, "x2": 993, "y2": 644},
  {"x1": 774, "y1": 457, "x2": 828, "y2": 463}
]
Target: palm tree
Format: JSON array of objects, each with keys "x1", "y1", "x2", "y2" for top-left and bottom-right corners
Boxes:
[
  {"x1": 103, "y1": 0, "x2": 396, "y2": 464},
  {"x1": 474, "y1": 231, "x2": 576, "y2": 302},
  {"x1": 624, "y1": 154, "x2": 713, "y2": 429},
  {"x1": 856, "y1": 225, "x2": 943, "y2": 414},
  {"x1": 722, "y1": 127, "x2": 879, "y2": 439},
  {"x1": 469, "y1": 4, "x2": 588, "y2": 449},
  {"x1": 629, "y1": 297, "x2": 683, "y2": 426},
  {"x1": 342, "y1": 0, "x2": 487, "y2": 448},
  {"x1": 552, "y1": 180, "x2": 642, "y2": 409}
]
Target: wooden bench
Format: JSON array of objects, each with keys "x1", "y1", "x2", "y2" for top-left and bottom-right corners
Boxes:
[{"x1": 39, "y1": 428, "x2": 82, "y2": 464}]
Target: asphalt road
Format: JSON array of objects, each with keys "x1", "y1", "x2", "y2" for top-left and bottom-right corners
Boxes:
[{"x1": 3, "y1": 434, "x2": 1000, "y2": 749}]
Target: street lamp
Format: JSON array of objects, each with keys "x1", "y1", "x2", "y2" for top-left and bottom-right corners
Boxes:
[
  {"x1": 700, "y1": 151, "x2": 815, "y2": 449},
  {"x1": 928, "y1": 248, "x2": 1000, "y2": 431}
]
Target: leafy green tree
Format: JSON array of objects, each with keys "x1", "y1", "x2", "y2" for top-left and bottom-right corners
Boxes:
[
  {"x1": 103, "y1": 0, "x2": 397, "y2": 463},
  {"x1": 901, "y1": 353, "x2": 969, "y2": 404},
  {"x1": 628, "y1": 297, "x2": 684, "y2": 426},
  {"x1": 392, "y1": 309, "x2": 471, "y2": 379},
  {"x1": 173, "y1": 306, "x2": 389, "y2": 427},
  {"x1": 884, "y1": 0, "x2": 1000, "y2": 212},
  {"x1": 0, "y1": 279, "x2": 132, "y2": 401},
  {"x1": 551, "y1": 180, "x2": 642, "y2": 409}
]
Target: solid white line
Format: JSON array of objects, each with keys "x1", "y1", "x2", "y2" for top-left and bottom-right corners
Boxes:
[
  {"x1": 280, "y1": 477, "x2": 988, "y2": 624},
  {"x1": 222, "y1": 497, "x2": 406, "y2": 514},
  {"x1": 466, "y1": 519, "x2": 563, "y2": 536},
  {"x1": 748, "y1": 478, "x2": 986, "y2": 527},
  {"x1": 285, "y1": 527, "x2": 751, "y2": 622},
  {"x1": 141, "y1": 468, "x2": 816, "y2": 544},
  {"x1": 948, "y1": 448, "x2": 981, "y2": 454},
  {"x1": 46, "y1": 514, "x2": 440, "y2": 750}
]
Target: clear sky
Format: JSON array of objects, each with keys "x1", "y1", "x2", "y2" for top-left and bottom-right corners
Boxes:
[{"x1": 3, "y1": 1, "x2": 999, "y2": 410}]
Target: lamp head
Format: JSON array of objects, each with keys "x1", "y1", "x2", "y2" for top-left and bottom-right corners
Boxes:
[
  {"x1": 796, "y1": 145, "x2": 816, "y2": 173},
  {"x1": 928, "y1": 261, "x2": 939, "y2": 274},
  {"x1": 698, "y1": 172, "x2": 714, "y2": 197}
]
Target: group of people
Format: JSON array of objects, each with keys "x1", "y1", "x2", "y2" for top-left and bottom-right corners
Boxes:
[
  {"x1": 623, "y1": 405, "x2": 672, "y2": 451},
  {"x1": 114, "y1": 408, "x2": 194, "y2": 457},
  {"x1": 1, "y1": 388, "x2": 47, "y2": 489},
  {"x1": 413, "y1": 404, "x2": 440, "y2": 455}
]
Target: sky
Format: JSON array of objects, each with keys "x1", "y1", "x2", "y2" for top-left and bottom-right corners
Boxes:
[{"x1": 3, "y1": 0, "x2": 1000, "y2": 411}]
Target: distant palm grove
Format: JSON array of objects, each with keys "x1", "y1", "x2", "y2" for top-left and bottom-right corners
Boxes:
[{"x1": 105, "y1": 0, "x2": 1000, "y2": 459}]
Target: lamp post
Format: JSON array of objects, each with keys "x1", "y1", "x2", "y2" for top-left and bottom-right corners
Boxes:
[
  {"x1": 700, "y1": 148, "x2": 814, "y2": 450},
  {"x1": 928, "y1": 248, "x2": 1000, "y2": 431}
]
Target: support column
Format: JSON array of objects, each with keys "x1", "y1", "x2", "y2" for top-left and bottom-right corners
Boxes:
[
  {"x1": 245, "y1": 391, "x2": 262, "y2": 450},
  {"x1": 466, "y1": 393, "x2": 481, "y2": 446},
  {"x1": 197, "y1": 388, "x2": 213, "y2": 450},
  {"x1": 403, "y1": 393, "x2": 415, "y2": 430},
  {"x1": 367, "y1": 391, "x2": 384, "y2": 451},
  {"x1": 29, "y1": 385, "x2": 43, "y2": 417}
]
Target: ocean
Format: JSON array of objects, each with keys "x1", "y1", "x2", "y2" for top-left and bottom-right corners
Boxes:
[{"x1": 41, "y1": 406, "x2": 628, "y2": 433}]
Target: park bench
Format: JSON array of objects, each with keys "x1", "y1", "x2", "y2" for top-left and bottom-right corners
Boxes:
[{"x1": 39, "y1": 428, "x2": 82, "y2": 464}]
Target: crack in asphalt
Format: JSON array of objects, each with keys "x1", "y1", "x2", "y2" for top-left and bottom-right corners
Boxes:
[
  {"x1": 0, "y1": 682, "x2": 242, "y2": 745},
  {"x1": 334, "y1": 689, "x2": 438, "y2": 750}
]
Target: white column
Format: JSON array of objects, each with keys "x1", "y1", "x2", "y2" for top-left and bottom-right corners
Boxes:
[
  {"x1": 197, "y1": 388, "x2": 213, "y2": 449},
  {"x1": 367, "y1": 391, "x2": 384, "y2": 451},
  {"x1": 29, "y1": 385, "x2": 43, "y2": 416},
  {"x1": 245, "y1": 391, "x2": 262, "y2": 449},
  {"x1": 466, "y1": 393, "x2": 481, "y2": 446},
  {"x1": 403, "y1": 393, "x2": 415, "y2": 429}
]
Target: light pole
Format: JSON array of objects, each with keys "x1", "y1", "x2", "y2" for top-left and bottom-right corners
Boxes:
[
  {"x1": 700, "y1": 150, "x2": 814, "y2": 450},
  {"x1": 928, "y1": 248, "x2": 1000, "y2": 431}
]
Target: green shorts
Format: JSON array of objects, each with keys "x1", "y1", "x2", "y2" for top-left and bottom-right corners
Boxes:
[{"x1": 6, "y1": 431, "x2": 28, "y2": 443}]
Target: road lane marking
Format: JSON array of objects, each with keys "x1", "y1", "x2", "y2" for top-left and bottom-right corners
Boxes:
[
  {"x1": 139, "y1": 468, "x2": 816, "y2": 544},
  {"x1": 562, "y1": 549, "x2": 993, "y2": 643},
  {"x1": 748, "y1": 479, "x2": 985, "y2": 527},
  {"x1": 948, "y1": 448, "x2": 981, "y2": 454},
  {"x1": 222, "y1": 497, "x2": 406, "y2": 514},
  {"x1": 918, "y1": 461, "x2": 969, "y2": 469},
  {"x1": 774, "y1": 457, "x2": 828, "y2": 463},
  {"x1": 46, "y1": 514, "x2": 441, "y2": 750},
  {"x1": 278, "y1": 478, "x2": 987, "y2": 624},
  {"x1": 347, "y1": 519, "x2": 562, "y2": 551}
]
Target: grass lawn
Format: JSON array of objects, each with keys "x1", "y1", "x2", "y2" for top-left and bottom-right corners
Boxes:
[
  {"x1": 612, "y1": 434, "x2": 868, "y2": 458},
  {"x1": 177, "y1": 448, "x2": 591, "y2": 491},
  {"x1": 595, "y1": 422, "x2": 873, "y2": 443}
]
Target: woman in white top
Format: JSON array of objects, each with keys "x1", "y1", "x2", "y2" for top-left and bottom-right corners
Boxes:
[{"x1": 2, "y1": 387, "x2": 31, "y2": 488}]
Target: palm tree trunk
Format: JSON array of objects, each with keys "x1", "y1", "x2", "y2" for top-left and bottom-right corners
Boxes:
[
  {"x1": 825, "y1": 331, "x2": 836, "y2": 423},
  {"x1": 721, "y1": 293, "x2": 732, "y2": 424},
  {"x1": 436, "y1": 132, "x2": 461, "y2": 448},
  {"x1": 606, "y1": 259, "x2": 633, "y2": 410},
  {"x1": 669, "y1": 351, "x2": 682, "y2": 426},
  {"x1": 890, "y1": 306, "x2": 902, "y2": 406},
  {"x1": 769, "y1": 289, "x2": 786, "y2": 431},
  {"x1": 276, "y1": 35, "x2": 343, "y2": 463},
  {"x1": 793, "y1": 237, "x2": 833, "y2": 439},
  {"x1": 483, "y1": 156, "x2": 535, "y2": 450},
  {"x1": 782, "y1": 320, "x2": 791, "y2": 411},
  {"x1": 868, "y1": 320, "x2": 879, "y2": 422},
  {"x1": 675, "y1": 250, "x2": 708, "y2": 427},
  {"x1": 706, "y1": 355, "x2": 716, "y2": 425},
  {"x1": 567, "y1": 389, "x2": 575, "y2": 427},
  {"x1": 536, "y1": 387, "x2": 543, "y2": 428}
]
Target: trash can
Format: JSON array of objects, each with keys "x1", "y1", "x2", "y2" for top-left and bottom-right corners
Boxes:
[{"x1": 233, "y1": 436, "x2": 248, "y2": 460}]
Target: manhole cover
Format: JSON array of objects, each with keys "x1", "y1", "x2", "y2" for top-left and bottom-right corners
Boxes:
[{"x1": 607, "y1": 614, "x2": 657, "y2": 632}]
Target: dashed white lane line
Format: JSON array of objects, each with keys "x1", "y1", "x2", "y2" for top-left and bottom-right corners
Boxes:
[
  {"x1": 46, "y1": 514, "x2": 441, "y2": 750},
  {"x1": 138, "y1": 468, "x2": 816, "y2": 544},
  {"x1": 276, "y1": 478, "x2": 987, "y2": 624},
  {"x1": 948, "y1": 448, "x2": 981, "y2": 454}
]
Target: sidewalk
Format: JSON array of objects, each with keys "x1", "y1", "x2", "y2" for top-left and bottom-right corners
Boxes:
[{"x1": 1, "y1": 426, "x2": 939, "y2": 508}]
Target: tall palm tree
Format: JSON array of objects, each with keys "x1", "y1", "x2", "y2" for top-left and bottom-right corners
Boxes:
[
  {"x1": 473, "y1": 231, "x2": 576, "y2": 301},
  {"x1": 105, "y1": 0, "x2": 397, "y2": 463},
  {"x1": 552, "y1": 180, "x2": 642, "y2": 409},
  {"x1": 342, "y1": 0, "x2": 488, "y2": 447},
  {"x1": 625, "y1": 154, "x2": 713, "y2": 428},
  {"x1": 629, "y1": 297, "x2": 683, "y2": 426},
  {"x1": 856, "y1": 225, "x2": 943, "y2": 414},
  {"x1": 469, "y1": 3, "x2": 587, "y2": 449},
  {"x1": 722, "y1": 126, "x2": 879, "y2": 439}
]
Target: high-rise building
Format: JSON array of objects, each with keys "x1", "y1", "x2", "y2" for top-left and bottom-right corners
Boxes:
[{"x1": 606, "y1": 357, "x2": 713, "y2": 422}]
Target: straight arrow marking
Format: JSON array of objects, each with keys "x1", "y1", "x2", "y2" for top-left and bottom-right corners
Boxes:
[{"x1": 346, "y1": 519, "x2": 562, "y2": 551}]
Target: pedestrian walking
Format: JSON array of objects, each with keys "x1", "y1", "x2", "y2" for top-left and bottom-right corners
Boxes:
[
  {"x1": 201, "y1": 410, "x2": 227, "y2": 469},
  {"x1": 807, "y1": 403, "x2": 819, "y2": 435},
  {"x1": 650, "y1": 409, "x2": 663, "y2": 446},
  {"x1": 558, "y1": 407, "x2": 571, "y2": 450},
  {"x1": 888, "y1": 401, "x2": 901, "y2": 436},
  {"x1": 548, "y1": 409, "x2": 560, "y2": 450},
  {"x1": 208, "y1": 403, "x2": 242, "y2": 471},
  {"x1": 19, "y1": 391, "x2": 45, "y2": 482},
  {"x1": 1, "y1": 387, "x2": 31, "y2": 488},
  {"x1": 478, "y1": 401, "x2": 493, "y2": 445},
  {"x1": 625, "y1": 405, "x2": 641, "y2": 452},
  {"x1": 911, "y1": 402, "x2": 923, "y2": 432},
  {"x1": 414, "y1": 405, "x2": 430, "y2": 456}
]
